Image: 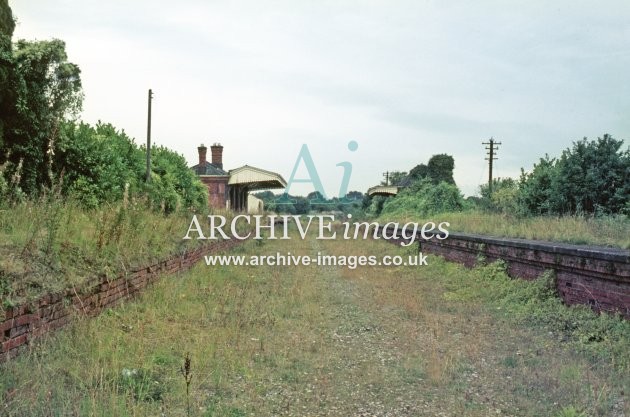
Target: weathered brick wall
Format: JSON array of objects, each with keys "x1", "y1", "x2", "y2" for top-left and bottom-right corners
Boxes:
[
  {"x1": 0, "y1": 239, "x2": 242, "y2": 362},
  {"x1": 200, "y1": 176, "x2": 228, "y2": 209},
  {"x1": 393, "y1": 229, "x2": 630, "y2": 318}
]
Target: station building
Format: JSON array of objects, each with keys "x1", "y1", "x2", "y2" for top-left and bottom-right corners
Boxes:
[{"x1": 190, "y1": 143, "x2": 286, "y2": 212}]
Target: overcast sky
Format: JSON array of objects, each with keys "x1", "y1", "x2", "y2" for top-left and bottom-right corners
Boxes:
[{"x1": 10, "y1": 0, "x2": 630, "y2": 196}]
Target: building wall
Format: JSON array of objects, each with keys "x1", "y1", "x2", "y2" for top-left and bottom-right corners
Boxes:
[
  {"x1": 247, "y1": 194, "x2": 264, "y2": 214},
  {"x1": 200, "y1": 176, "x2": 228, "y2": 209}
]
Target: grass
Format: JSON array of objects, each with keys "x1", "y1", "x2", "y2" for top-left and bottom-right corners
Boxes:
[
  {"x1": 0, "y1": 196, "x2": 235, "y2": 309},
  {"x1": 379, "y1": 209, "x2": 630, "y2": 249},
  {"x1": 1, "y1": 224, "x2": 628, "y2": 416}
]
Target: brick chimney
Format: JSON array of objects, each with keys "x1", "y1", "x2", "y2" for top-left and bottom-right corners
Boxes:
[
  {"x1": 211, "y1": 143, "x2": 223, "y2": 169},
  {"x1": 198, "y1": 143, "x2": 207, "y2": 165}
]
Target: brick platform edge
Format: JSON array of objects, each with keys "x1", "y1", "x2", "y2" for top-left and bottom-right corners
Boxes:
[
  {"x1": 0, "y1": 239, "x2": 243, "y2": 363},
  {"x1": 377, "y1": 227, "x2": 630, "y2": 318}
]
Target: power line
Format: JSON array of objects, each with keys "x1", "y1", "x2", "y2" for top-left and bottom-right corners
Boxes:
[
  {"x1": 482, "y1": 137, "x2": 501, "y2": 193},
  {"x1": 146, "y1": 89, "x2": 153, "y2": 183}
]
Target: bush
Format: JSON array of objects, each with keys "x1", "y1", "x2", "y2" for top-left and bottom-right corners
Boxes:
[
  {"x1": 519, "y1": 135, "x2": 629, "y2": 215},
  {"x1": 380, "y1": 179, "x2": 465, "y2": 217},
  {"x1": 477, "y1": 177, "x2": 521, "y2": 214},
  {"x1": 55, "y1": 121, "x2": 207, "y2": 212}
]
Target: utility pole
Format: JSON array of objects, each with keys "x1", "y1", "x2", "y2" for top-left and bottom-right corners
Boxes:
[
  {"x1": 482, "y1": 137, "x2": 501, "y2": 193},
  {"x1": 146, "y1": 89, "x2": 154, "y2": 183},
  {"x1": 382, "y1": 171, "x2": 389, "y2": 186}
]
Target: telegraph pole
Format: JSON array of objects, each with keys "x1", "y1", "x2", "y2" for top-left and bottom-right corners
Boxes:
[
  {"x1": 146, "y1": 89, "x2": 154, "y2": 183},
  {"x1": 482, "y1": 137, "x2": 501, "y2": 193},
  {"x1": 382, "y1": 171, "x2": 389, "y2": 186}
]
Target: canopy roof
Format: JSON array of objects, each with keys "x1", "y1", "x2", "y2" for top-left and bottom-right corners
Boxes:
[
  {"x1": 228, "y1": 165, "x2": 287, "y2": 190},
  {"x1": 367, "y1": 185, "x2": 399, "y2": 197}
]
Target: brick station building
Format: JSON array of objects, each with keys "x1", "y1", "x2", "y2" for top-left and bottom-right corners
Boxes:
[{"x1": 190, "y1": 143, "x2": 286, "y2": 212}]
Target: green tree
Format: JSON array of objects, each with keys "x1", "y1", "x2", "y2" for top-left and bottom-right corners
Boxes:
[
  {"x1": 427, "y1": 154, "x2": 455, "y2": 184},
  {"x1": 346, "y1": 190, "x2": 363, "y2": 201},
  {"x1": 381, "y1": 171, "x2": 407, "y2": 186},
  {"x1": 56, "y1": 122, "x2": 142, "y2": 207},
  {"x1": 0, "y1": 0, "x2": 12, "y2": 37},
  {"x1": 518, "y1": 155, "x2": 556, "y2": 215},
  {"x1": 551, "y1": 135, "x2": 629, "y2": 214},
  {"x1": 519, "y1": 136, "x2": 629, "y2": 215},
  {"x1": 404, "y1": 154, "x2": 455, "y2": 186},
  {"x1": 0, "y1": 0, "x2": 15, "y2": 151},
  {"x1": 408, "y1": 163, "x2": 429, "y2": 182},
  {"x1": 148, "y1": 145, "x2": 207, "y2": 213},
  {"x1": 2, "y1": 38, "x2": 82, "y2": 193}
]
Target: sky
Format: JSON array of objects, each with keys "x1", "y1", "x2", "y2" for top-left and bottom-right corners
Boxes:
[{"x1": 10, "y1": 0, "x2": 630, "y2": 197}]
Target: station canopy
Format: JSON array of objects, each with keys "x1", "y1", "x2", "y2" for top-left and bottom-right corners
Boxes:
[
  {"x1": 367, "y1": 185, "x2": 399, "y2": 197},
  {"x1": 228, "y1": 165, "x2": 287, "y2": 191}
]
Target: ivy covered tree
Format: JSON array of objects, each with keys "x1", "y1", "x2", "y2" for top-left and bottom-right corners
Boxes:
[
  {"x1": 426, "y1": 154, "x2": 455, "y2": 184},
  {"x1": 404, "y1": 154, "x2": 456, "y2": 186},
  {"x1": 0, "y1": 0, "x2": 15, "y2": 152},
  {"x1": 4, "y1": 39, "x2": 83, "y2": 193},
  {"x1": 0, "y1": 0, "x2": 83, "y2": 194},
  {"x1": 0, "y1": 2, "x2": 207, "y2": 213}
]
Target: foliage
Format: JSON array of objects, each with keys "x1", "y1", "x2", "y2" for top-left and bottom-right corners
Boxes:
[
  {"x1": 446, "y1": 260, "x2": 630, "y2": 371},
  {"x1": 256, "y1": 191, "x2": 363, "y2": 214},
  {"x1": 519, "y1": 135, "x2": 629, "y2": 215},
  {"x1": 364, "y1": 194, "x2": 387, "y2": 217},
  {"x1": 0, "y1": 0, "x2": 15, "y2": 152},
  {"x1": 367, "y1": 153, "x2": 460, "y2": 217},
  {"x1": 2, "y1": 38, "x2": 83, "y2": 194},
  {"x1": 380, "y1": 178, "x2": 465, "y2": 217},
  {"x1": 405, "y1": 154, "x2": 456, "y2": 186},
  {"x1": 54, "y1": 121, "x2": 207, "y2": 212},
  {"x1": 0, "y1": 196, "x2": 215, "y2": 306},
  {"x1": 0, "y1": 0, "x2": 13, "y2": 39},
  {"x1": 56, "y1": 122, "x2": 141, "y2": 208},
  {"x1": 380, "y1": 170, "x2": 406, "y2": 186},
  {"x1": 477, "y1": 177, "x2": 521, "y2": 214},
  {"x1": 146, "y1": 144, "x2": 208, "y2": 213},
  {"x1": 426, "y1": 153, "x2": 455, "y2": 184}
]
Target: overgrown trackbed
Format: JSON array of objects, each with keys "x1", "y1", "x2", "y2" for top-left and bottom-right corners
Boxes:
[{"x1": 1, "y1": 227, "x2": 627, "y2": 416}]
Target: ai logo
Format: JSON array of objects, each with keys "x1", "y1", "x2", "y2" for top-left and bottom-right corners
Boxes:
[{"x1": 277, "y1": 141, "x2": 359, "y2": 204}]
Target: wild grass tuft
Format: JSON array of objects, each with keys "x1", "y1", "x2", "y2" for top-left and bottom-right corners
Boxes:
[
  {"x1": 380, "y1": 209, "x2": 630, "y2": 248},
  {"x1": 0, "y1": 198, "x2": 222, "y2": 309}
]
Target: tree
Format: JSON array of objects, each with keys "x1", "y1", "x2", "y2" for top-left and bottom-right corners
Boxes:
[
  {"x1": 1, "y1": 38, "x2": 82, "y2": 194},
  {"x1": 427, "y1": 154, "x2": 455, "y2": 184},
  {"x1": 518, "y1": 136, "x2": 629, "y2": 215},
  {"x1": 403, "y1": 154, "x2": 456, "y2": 186},
  {"x1": 0, "y1": 0, "x2": 12, "y2": 37},
  {"x1": 518, "y1": 155, "x2": 556, "y2": 215},
  {"x1": 381, "y1": 178, "x2": 465, "y2": 217},
  {"x1": 0, "y1": 0, "x2": 15, "y2": 151},
  {"x1": 381, "y1": 171, "x2": 407, "y2": 186},
  {"x1": 552, "y1": 135, "x2": 629, "y2": 214},
  {"x1": 408, "y1": 163, "x2": 428, "y2": 181},
  {"x1": 346, "y1": 190, "x2": 363, "y2": 200}
]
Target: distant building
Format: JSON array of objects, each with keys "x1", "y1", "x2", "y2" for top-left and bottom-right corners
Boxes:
[{"x1": 190, "y1": 143, "x2": 287, "y2": 212}]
